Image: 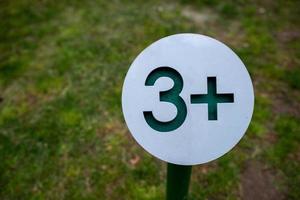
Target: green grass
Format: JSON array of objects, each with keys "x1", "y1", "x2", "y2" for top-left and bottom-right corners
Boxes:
[{"x1": 1, "y1": 0, "x2": 300, "y2": 199}]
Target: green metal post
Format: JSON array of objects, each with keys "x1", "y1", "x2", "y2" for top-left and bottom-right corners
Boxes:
[{"x1": 166, "y1": 163, "x2": 192, "y2": 200}]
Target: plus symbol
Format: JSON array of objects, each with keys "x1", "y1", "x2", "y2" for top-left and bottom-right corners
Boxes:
[{"x1": 190, "y1": 77, "x2": 234, "y2": 120}]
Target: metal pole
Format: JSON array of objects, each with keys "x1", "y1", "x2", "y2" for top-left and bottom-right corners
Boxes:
[{"x1": 166, "y1": 163, "x2": 192, "y2": 200}]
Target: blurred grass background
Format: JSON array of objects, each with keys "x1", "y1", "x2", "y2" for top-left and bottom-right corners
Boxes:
[{"x1": 0, "y1": 0, "x2": 300, "y2": 199}]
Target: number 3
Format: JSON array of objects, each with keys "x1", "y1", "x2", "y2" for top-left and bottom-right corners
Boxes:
[{"x1": 143, "y1": 67, "x2": 187, "y2": 132}]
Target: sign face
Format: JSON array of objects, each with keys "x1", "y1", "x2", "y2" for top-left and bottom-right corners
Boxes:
[{"x1": 122, "y1": 34, "x2": 254, "y2": 165}]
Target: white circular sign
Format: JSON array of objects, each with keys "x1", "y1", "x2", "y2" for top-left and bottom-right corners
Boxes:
[{"x1": 122, "y1": 33, "x2": 254, "y2": 165}]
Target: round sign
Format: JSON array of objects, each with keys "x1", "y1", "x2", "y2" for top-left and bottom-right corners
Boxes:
[{"x1": 122, "y1": 33, "x2": 254, "y2": 165}]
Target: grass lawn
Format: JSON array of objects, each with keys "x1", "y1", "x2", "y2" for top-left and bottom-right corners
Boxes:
[{"x1": 1, "y1": 0, "x2": 300, "y2": 199}]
